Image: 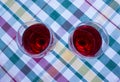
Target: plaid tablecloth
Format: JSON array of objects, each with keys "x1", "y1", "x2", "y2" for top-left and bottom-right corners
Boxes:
[{"x1": 0, "y1": 0, "x2": 120, "y2": 82}]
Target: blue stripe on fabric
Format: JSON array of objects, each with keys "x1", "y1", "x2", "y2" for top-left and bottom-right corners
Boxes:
[{"x1": 33, "y1": 0, "x2": 48, "y2": 8}]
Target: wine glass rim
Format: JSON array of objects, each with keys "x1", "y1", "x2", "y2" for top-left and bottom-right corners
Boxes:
[
  {"x1": 16, "y1": 20, "x2": 55, "y2": 58},
  {"x1": 69, "y1": 21, "x2": 109, "y2": 59}
]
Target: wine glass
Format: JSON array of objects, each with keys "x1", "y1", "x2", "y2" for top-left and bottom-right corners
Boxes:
[
  {"x1": 68, "y1": 21, "x2": 109, "y2": 59},
  {"x1": 16, "y1": 20, "x2": 56, "y2": 58}
]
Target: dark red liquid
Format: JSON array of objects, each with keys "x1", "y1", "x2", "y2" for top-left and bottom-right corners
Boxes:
[
  {"x1": 22, "y1": 23, "x2": 50, "y2": 55},
  {"x1": 73, "y1": 25, "x2": 102, "y2": 57}
]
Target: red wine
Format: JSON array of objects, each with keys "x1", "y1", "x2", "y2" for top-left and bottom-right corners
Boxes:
[
  {"x1": 22, "y1": 24, "x2": 50, "y2": 54},
  {"x1": 73, "y1": 25, "x2": 102, "y2": 57}
]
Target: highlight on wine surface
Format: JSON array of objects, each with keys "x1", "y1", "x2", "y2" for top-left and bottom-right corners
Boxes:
[
  {"x1": 16, "y1": 20, "x2": 56, "y2": 58},
  {"x1": 69, "y1": 21, "x2": 109, "y2": 58}
]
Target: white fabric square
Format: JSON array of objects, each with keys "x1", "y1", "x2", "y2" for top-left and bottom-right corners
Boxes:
[
  {"x1": 106, "y1": 72, "x2": 118, "y2": 82},
  {"x1": 56, "y1": 6, "x2": 66, "y2": 14},
  {"x1": 74, "y1": 20, "x2": 81, "y2": 28},
  {"x1": 105, "y1": 23, "x2": 115, "y2": 35},
  {"x1": 21, "y1": 54, "x2": 31, "y2": 64},
  {"x1": 44, "y1": 0, "x2": 50, "y2": 3},
  {"x1": 53, "y1": 60, "x2": 65, "y2": 71},
  {"x1": 85, "y1": 7, "x2": 97, "y2": 18},
  {"x1": 102, "y1": 5, "x2": 115, "y2": 18},
  {"x1": 93, "y1": 0, "x2": 105, "y2": 9},
  {"x1": 118, "y1": 62, "x2": 120, "y2": 67},
  {"x1": 45, "y1": 53, "x2": 56, "y2": 63},
  {"x1": 0, "y1": 53, "x2": 9, "y2": 65},
  {"x1": 30, "y1": 3, "x2": 41, "y2": 14},
  {"x1": 48, "y1": 0, "x2": 60, "y2": 9},
  {"x1": 41, "y1": 72, "x2": 53, "y2": 82},
  {"x1": 32, "y1": 64, "x2": 44, "y2": 76},
  {"x1": 1, "y1": 33, "x2": 12, "y2": 45},
  {"x1": 51, "y1": 21, "x2": 60, "y2": 32},
  {"x1": 0, "y1": 6, "x2": 5, "y2": 16},
  {"x1": 61, "y1": 10, "x2": 72, "y2": 20},
  {"x1": 93, "y1": 61, "x2": 104, "y2": 72},
  {"x1": 112, "y1": 14, "x2": 120, "y2": 26},
  {"x1": 8, "y1": 65, "x2": 19, "y2": 77},
  {"x1": 37, "y1": 10, "x2": 49, "y2": 22},
  {"x1": 63, "y1": 69, "x2": 74, "y2": 80},
  {"x1": 12, "y1": 21, "x2": 21, "y2": 31},
  {"x1": 2, "y1": 11, "x2": 11, "y2": 21},
  {"x1": 71, "y1": 0, "x2": 84, "y2": 8},
  {"x1": 9, "y1": 41, "x2": 18, "y2": 53},
  {"x1": 20, "y1": 0, "x2": 27, "y2": 3},
  {"x1": 117, "y1": 36, "x2": 120, "y2": 44},
  {"x1": 62, "y1": 32, "x2": 69, "y2": 43},
  {"x1": 0, "y1": 74, "x2": 11, "y2": 82},
  {"x1": 105, "y1": 47, "x2": 116, "y2": 59},
  {"x1": 21, "y1": 76, "x2": 31, "y2": 82}
]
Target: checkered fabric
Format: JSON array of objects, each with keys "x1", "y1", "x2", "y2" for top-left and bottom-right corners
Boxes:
[{"x1": 0, "y1": 0, "x2": 120, "y2": 82}]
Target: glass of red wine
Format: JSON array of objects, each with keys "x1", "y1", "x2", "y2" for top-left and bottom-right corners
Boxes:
[
  {"x1": 16, "y1": 20, "x2": 56, "y2": 58},
  {"x1": 69, "y1": 21, "x2": 109, "y2": 58}
]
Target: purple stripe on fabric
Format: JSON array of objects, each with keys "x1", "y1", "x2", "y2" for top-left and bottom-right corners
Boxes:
[
  {"x1": 7, "y1": 28, "x2": 16, "y2": 39},
  {"x1": 57, "y1": 75, "x2": 69, "y2": 82},
  {"x1": 0, "y1": 17, "x2": 16, "y2": 54},
  {"x1": 27, "y1": 59, "x2": 36, "y2": 68},
  {"x1": 56, "y1": 27, "x2": 66, "y2": 37},
  {"x1": 14, "y1": 71, "x2": 25, "y2": 81},
  {"x1": 0, "y1": 65, "x2": 16, "y2": 82},
  {"x1": 38, "y1": 58, "x2": 50, "y2": 68},
  {"x1": 0, "y1": 16, "x2": 17, "y2": 39},
  {"x1": 79, "y1": 2, "x2": 90, "y2": 12},
  {"x1": 47, "y1": 66, "x2": 59, "y2": 77},
  {"x1": 54, "y1": 73, "x2": 62, "y2": 80},
  {"x1": 85, "y1": 0, "x2": 120, "y2": 30},
  {"x1": 54, "y1": 73, "x2": 68, "y2": 82},
  {"x1": 37, "y1": 58, "x2": 68, "y2": 81},
  {"x1": 87, "y1": 0, "x2": 97, "y2": 3},
  {"x1": 2, "y1": 22, "x2": 10, "y2": 32},
  {"x1": 33, "y1": 58, "x2": 42, "y2": 63},
  {"x1": 68, "y1": 15, "x2": 78, "y2": 24},
  {"x1": 0, "y1": 16, "x2": 6, "y2": 26}
]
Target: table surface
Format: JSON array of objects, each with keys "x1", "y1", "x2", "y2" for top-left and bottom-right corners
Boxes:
[{"x1": 0, "y1": 0, "x2": 120, "y2": 82}]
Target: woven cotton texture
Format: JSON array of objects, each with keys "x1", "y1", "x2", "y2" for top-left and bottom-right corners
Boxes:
[{"x1": 0, "y1": 0, "x2": 120, "y2": 82}]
